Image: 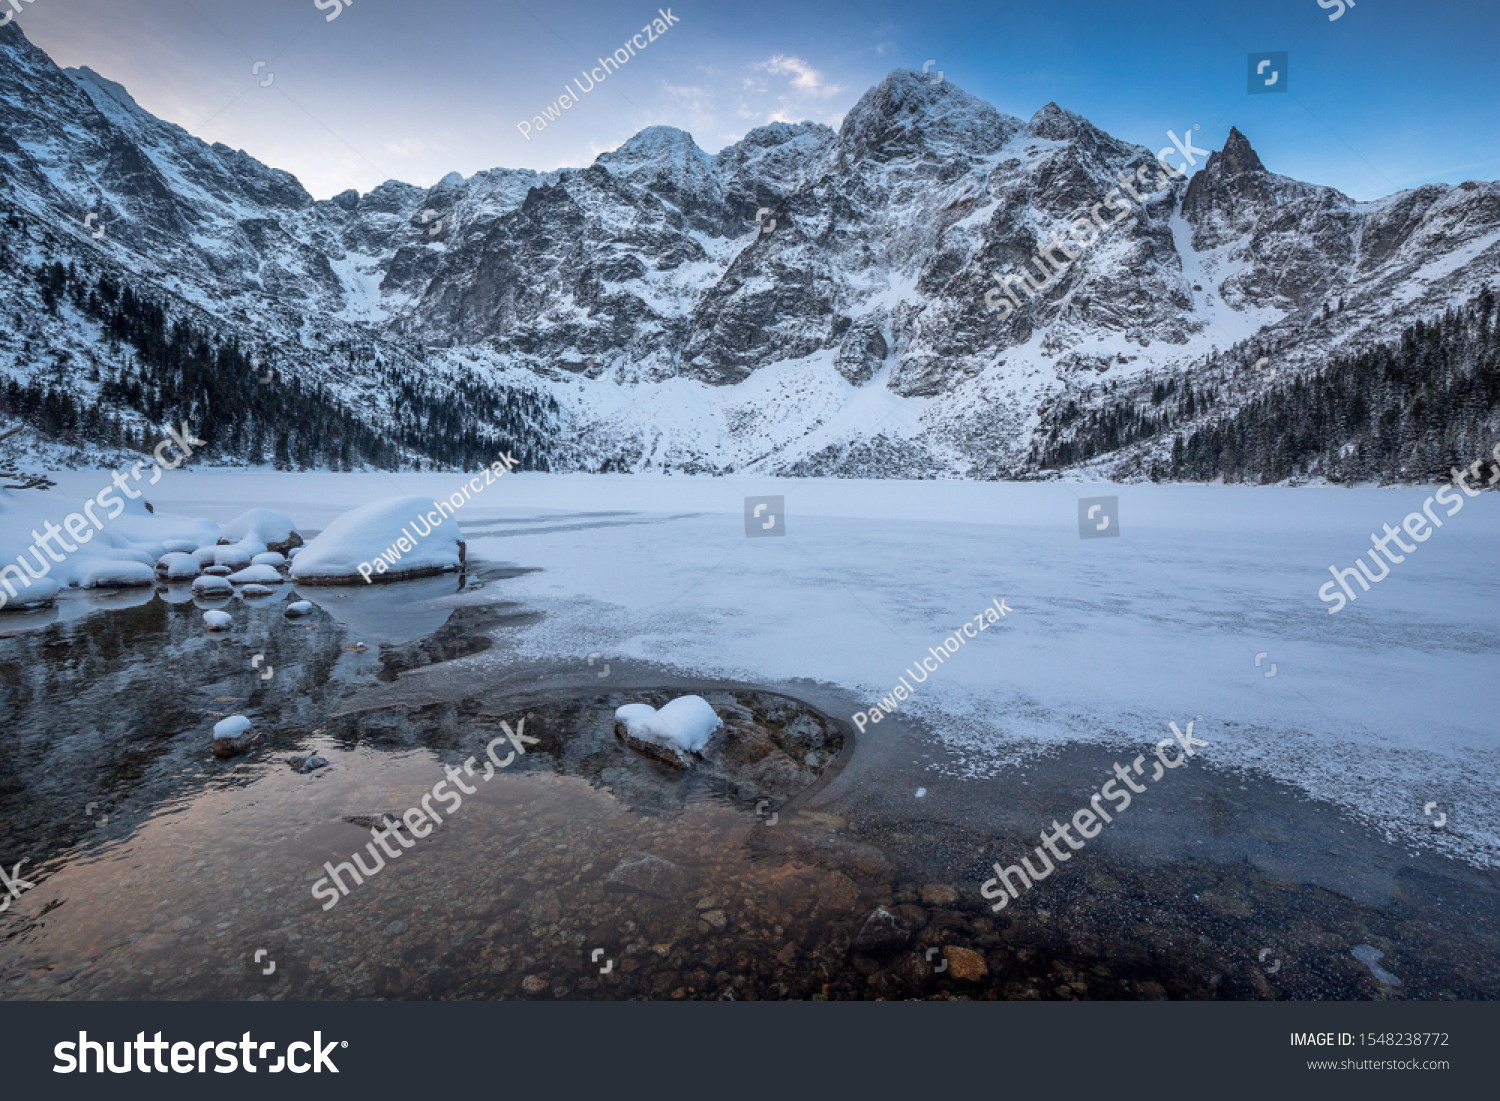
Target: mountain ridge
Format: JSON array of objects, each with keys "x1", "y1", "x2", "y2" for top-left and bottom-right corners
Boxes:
[{"x1": 1, "y1": 22, "x2": 1497, "y2": 480}]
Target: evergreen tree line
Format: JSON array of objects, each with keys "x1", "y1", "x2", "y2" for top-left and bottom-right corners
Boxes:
[
  {"x1": 1029, "y1": 289, "x2": 1499, "y2": 484},
  {"x1": 1030, "y1": 377, "x2": 1222, "y2": 468},
  {"x1": 7, "y1": 255, "x2": 562, "y2": 472}
]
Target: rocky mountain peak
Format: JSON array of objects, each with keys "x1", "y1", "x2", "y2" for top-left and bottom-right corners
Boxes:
[
  {"x1": 1218, "y1": 127, "x2": 1266, "y2": 176},
  {"x1": 597, "y1": 126, "x2": 711, "y2": 176},
  {"x1": 0, "y1": 17, "x2": 1495, "y2": 482},
  {"x1": 836, "y1": 69, "x2": 1021, "y2": 163},
  {"x1": 1182, "y1": 125, "x2": 1276, "y2": 227},
  {"x1": 65, "y1": 65, "x2": 141, "y2": 113},
  {"x1": 1024, "y1": 101, "x2": 1088, "y2": 141}
]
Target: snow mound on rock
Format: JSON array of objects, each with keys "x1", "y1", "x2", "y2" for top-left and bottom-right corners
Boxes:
[
  {"x1": 228, "y1": 563, "x2": 283, "y2": 585},
  {"x1": 156, "y1": 552, "x2": 200, "y2": 580},
  {"x1": 221, "y1": 508, "x2": 299, "y2": 548},
  {"x1": 290, "y1": 497, "x2": 463, "y2": 584},
  {"x1": 214, "y1": 545, "x2": 255, "y2": 569},
  {"x1": 80, "y1": 561, "x2": 155, "y2": 589},
  {"x1": 0, "y1": 577, "x2": 60, "y2": 609},
  {"x1": 213, "y1": 715, "x2": 251, "y2": 739},
  {"x1": 614, "y1": 696, "x2": 723, "y2": 753}
]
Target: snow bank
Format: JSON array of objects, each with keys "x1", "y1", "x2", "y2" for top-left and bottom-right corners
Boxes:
[
  {"x1": 1, "y1": 577, "x2": 59, "y2": 608},
  {"x1": 615, "y1": 697, "x2": 723, "y2": 753},
  {"x1": 289, "y1": 496, "x2": 463, "y2": 584}
]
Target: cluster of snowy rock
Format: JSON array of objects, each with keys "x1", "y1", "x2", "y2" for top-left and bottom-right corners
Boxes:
[{"x1": 0, "y1": 493, "x2": 470, "y2": 619}]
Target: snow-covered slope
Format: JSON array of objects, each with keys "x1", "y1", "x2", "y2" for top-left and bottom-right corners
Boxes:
[{"x1": 1, "y1": 21, "x2": 1496, "y2": 477}]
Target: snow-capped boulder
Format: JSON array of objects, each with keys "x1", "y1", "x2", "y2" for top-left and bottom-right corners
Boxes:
[
  {"x1": 251, "y1": 551, "x2": 286, "y2": 568},
  {"x1": 213, "y1": 545, "x2": 255, "y2": 569},
  {"x1": 192, "y1": 575, "x2": 233, "y2": 596},
  {"x1": 290, "y1": 497, "x2": 465, "y2": 585},
  {"x1": 203, "y1": 609, "x2": 232, "y2": 631},
  {"x1": 192, "y1": 546, "x2": 219, "y2": 567},
  {"x1": 221, "y1": 509, "x2": 303, "y2": 554},
  {"x1": 156, "y1": 552, "x2": 200, "y2": 580},
  {"x1": 80, "y1": 561, "x2": 155, "y2": 589},
  {"x1": 228, "y1": 564, "x2": 283, "y2": 585},
  {"x1": 211, "y1": 714, "x2": 257, "y2": 758},
  {"x1": 613, "y1": 696, "x2": 723, "y2": 768},
  {"x1": 0, "y1": 577, "x2": 59, "y2": 611},
  {"x1": 284, "y1": 600, "x2": 313, "y2": 617}
]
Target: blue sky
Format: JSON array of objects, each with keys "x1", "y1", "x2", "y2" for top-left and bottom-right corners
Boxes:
[{"x1": 15, "y1": 0, "x2": 1498, "y2": 200}]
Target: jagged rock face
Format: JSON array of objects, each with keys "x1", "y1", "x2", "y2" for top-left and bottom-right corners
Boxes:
[{"x1": 1, "y1": 21, "x2": 1497, "y2": 478}]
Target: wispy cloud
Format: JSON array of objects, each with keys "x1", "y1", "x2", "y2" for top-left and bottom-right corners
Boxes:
[{"x1": 752, "y1": 55, "x2": 845, "y2": 99}]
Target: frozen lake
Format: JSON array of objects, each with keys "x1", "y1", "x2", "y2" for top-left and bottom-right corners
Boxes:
[
  {"x1": 1, "y1": 469, "x2": 1492, "y2": 1001},
  {"x1": 53, "y1": 469, "x2": 1497, "y2": 870}
]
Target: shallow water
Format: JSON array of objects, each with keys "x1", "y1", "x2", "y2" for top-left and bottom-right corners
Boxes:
[{"x1": 1, "y1": 562, "x2": 1496, "y2": 1001}]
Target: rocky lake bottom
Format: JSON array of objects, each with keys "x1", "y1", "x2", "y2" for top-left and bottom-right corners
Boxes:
[{"x1": 1, "y1": 562, "x2": 1495, "y2": 1001}]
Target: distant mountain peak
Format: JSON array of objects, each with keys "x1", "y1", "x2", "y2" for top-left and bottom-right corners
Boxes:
[
  {"x1": 1024, "y1": 101, "x2": 1087, "y2": 139},
  {"x1": 65, "y1": 65, "x2": 141, "y2": 113},
  {"x1": 1220, "y1": 127, "x2": 1266, "y2": 175},
  {"x1": 837, "y1": 68, "x2": 1021, "y2": 162}
]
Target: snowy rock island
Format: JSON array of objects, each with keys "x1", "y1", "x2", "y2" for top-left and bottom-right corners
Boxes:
[
  {"x1": 614, "y1": 696, "x2": 724, "y2": 769},
  {"x1": 290, "y1": 497, "x2": 467, "y2": 585}
]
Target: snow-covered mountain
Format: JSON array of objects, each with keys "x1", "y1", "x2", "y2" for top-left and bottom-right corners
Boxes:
[{"x1": 2, "y1": 20, "x2": 1497, "y2": 477}]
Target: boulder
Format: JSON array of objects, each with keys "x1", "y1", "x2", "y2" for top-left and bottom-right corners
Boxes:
[
  {"x1": 227, "y1": 564, "x2": 284, "y2": 585},
  {"x1": 942, "y1": 946, "x2": 989, "y2": 982},
  {"x1": 602, "y1": 852, "x2": 688, "y2": 899},
  {"x1": 191, "y1": 575, "x2": 233, "y2": 597},
  {"x1": 853, "y1": 907, "x2": 912, "y2": 955},
  {"x1": 211, "y1": 715, "x2": 257, "y2": 758},
  {"x1": 155, "y1": 552, "x2": 201, "y2": 580},
  {"x1": 613, "y1": 719, "x2": 695, "y2": 769}
]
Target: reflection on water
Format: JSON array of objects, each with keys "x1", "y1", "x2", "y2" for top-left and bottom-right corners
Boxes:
[
  {"x1": 2, "y1": 569, "x2": 1497, "y2": 1002},
  {"x1": 0, "y1": 569, "x2": 526, "y2": 871}
]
